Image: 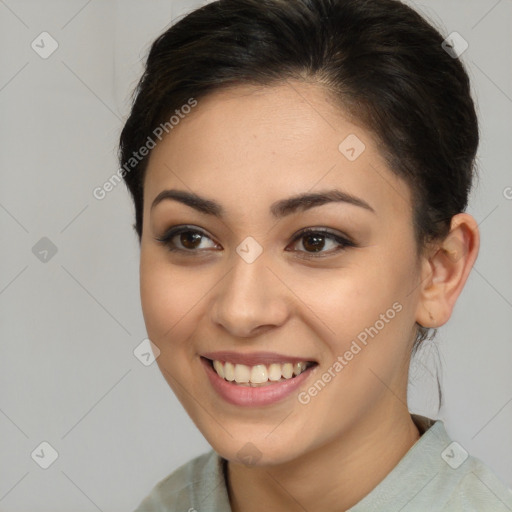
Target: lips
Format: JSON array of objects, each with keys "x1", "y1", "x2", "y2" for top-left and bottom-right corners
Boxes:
[
  {"x1": 201, "y1": 355, "x2": 319, "y2": 406},
  {"x1": 200, "y1": 350, "x2": 318, "y2": 366}
]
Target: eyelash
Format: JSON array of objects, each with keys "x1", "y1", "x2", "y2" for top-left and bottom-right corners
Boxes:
[{"x1": 154, "y1": 225, "x2": 356, "y2": 259}]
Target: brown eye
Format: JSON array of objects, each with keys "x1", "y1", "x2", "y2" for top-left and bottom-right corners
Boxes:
[
  {"x1": 179, "y1": 231, "x2": 203, "y2": 250},
  {"x1": 155, "y1": 226, "x2": 218, "y2": 253},
  {"x1": 288, "y1": 228, "x2": 355, "y2": 258},
  {"x1": 301, "y1": 233, "x2": 328, "y2": 252},
  {"x1": 155, "y1": 225, "x2": 356, "y2": 258}
]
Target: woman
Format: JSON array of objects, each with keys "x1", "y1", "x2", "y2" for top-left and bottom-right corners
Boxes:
[{"x1": 119, "y1": 0, "x2": 512, "y2": 510}]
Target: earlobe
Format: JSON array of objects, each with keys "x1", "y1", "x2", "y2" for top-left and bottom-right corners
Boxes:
[{"x1": 414, "y1": 213, "x2": 480, "y2": 329}]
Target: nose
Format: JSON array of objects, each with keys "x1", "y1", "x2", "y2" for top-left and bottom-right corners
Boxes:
[{"x1": 210, "y1": 249, "x2": 290, "y2": 338}]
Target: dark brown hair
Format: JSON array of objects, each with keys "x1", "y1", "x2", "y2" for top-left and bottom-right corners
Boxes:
[{"x1": 119, "y1": 0, "x2": 479, "y2": 409}]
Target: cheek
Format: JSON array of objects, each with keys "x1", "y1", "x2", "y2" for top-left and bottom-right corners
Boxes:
[
  {"x1": 291, "y1": 262, "x2": 415, "y2": 422},
  {"x1": 139, "y1": 251, "x2": 194, "y2": 343},
  {"x1": 293, "y1": 247, "x2": 417, "y2": 361}
]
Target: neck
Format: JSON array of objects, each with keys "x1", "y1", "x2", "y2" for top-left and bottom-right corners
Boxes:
[{"x1": 226, "y1": 407, "x2": 421, "y2": 512}]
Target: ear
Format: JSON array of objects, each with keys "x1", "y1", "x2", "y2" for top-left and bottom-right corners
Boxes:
[{"x1": 415, "y1": 213, "x2": 480, "y2": 328}]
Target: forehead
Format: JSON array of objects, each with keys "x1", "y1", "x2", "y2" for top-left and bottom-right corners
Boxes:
[{"x1": 144, "y1": 82, "x2": 412, "y2": 221}]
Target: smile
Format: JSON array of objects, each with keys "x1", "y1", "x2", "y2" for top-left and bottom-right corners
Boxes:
[
  {"x1": 200, "y1": 356, "x2": 319, "y2": 407},
  {"x1": 209, "y1": 358, "x2": 315, "y2": 386}
]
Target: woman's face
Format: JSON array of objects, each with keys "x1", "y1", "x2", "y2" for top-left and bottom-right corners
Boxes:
[{"x1": 140, "y1": 82, "x2": 424, "y2": 465}]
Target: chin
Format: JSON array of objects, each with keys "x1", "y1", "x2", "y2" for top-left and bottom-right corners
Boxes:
[{"x1": 206, "y1": 431, "x2": 308, "y2": 468}]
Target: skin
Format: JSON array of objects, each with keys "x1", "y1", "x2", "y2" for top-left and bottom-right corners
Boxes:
[{"x1": 139, "y1": 81, "x2": 479, "y2": 512}]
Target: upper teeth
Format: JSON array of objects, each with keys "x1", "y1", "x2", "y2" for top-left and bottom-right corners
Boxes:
[{"x1": 212, "y1": 360, "x2": 310, "y2": 384}]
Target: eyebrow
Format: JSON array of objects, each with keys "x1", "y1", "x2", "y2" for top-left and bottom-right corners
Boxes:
[{"x1": 150, "y1": 188, "x2": 376, "y2": 218}]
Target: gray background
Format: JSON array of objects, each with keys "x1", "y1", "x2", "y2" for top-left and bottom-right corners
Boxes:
[{"x1": 0, "y1": 0, "x2": 511, "y2": 510}]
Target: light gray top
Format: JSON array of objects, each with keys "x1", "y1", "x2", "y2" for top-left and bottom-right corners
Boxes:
[{"x1": 133, "y1": 414, "x2": 512, "y2": 511}]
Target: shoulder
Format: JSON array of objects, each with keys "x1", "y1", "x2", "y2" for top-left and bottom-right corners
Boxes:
[
  {"x1": 348, "y1": 415, "x2": 512, "y2": 512},
  {"x1": 132, "y1": 449, "x2": 226, "y2": 512},
  {"x1": 411, "y1": 416, "x2": 512, "y2": 511},
  {"x1": 411, "y1": 415, "x2": 512, "y2": 511},
  {"x1": 417, "y1": 417, "x2": 512, "y2": 511},
  {"x1": 439, "y1": 453, "x2": 512, "y2": 512}
]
